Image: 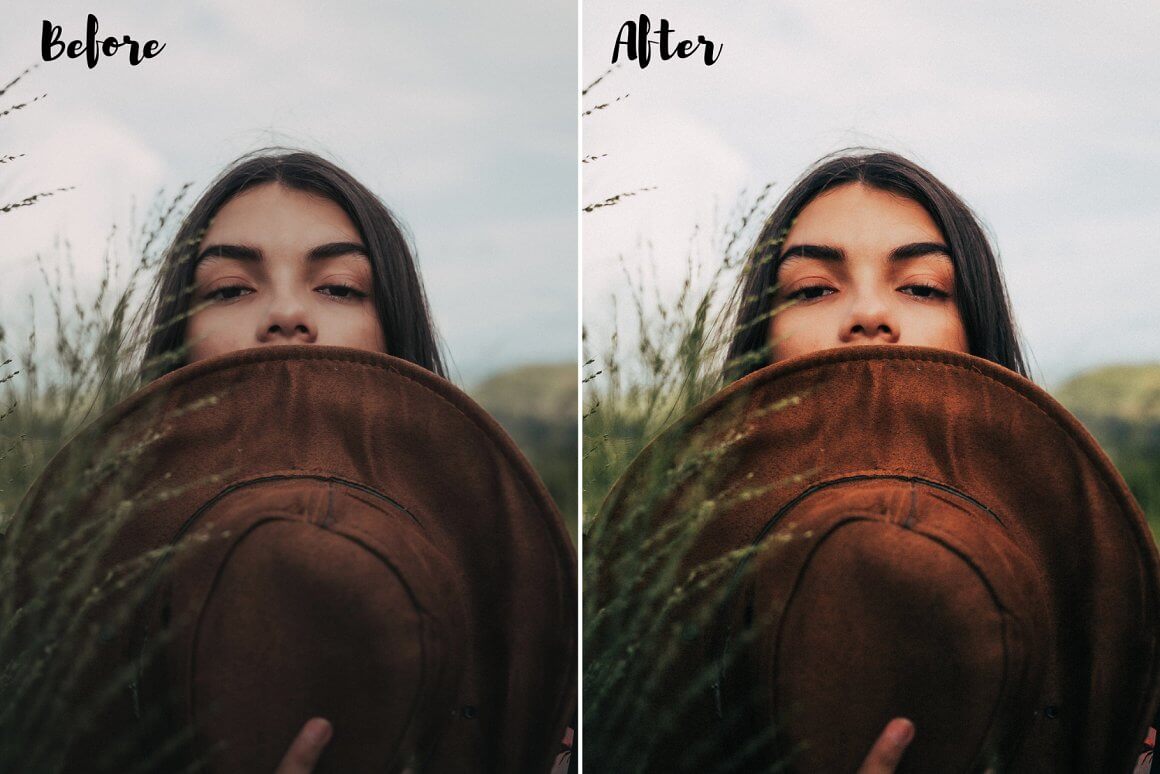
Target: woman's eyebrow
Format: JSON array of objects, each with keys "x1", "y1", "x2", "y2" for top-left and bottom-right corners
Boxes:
[
  {"x1": 778, "y1": 242, "x2": 951, "y2": 263},
  {"x1": 305, "y1": 241, "x2": 369, "y2": 261},
  {"x1": 195, "y1": 243, "x2": 261, "y2": 265},
  {"x1": 779, "y1": 244, "x2": 844, "y2": 262},
  {"x1": 889, "y1": 241, "x2": 951, "y2": 261},
  {"x1": 194, "y1": 241, "x2": 369, "y2": 267}
]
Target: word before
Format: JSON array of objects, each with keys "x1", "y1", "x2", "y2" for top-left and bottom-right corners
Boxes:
[
  {"x1": 42, "y1": 14, "x2": 165, "y2": 68},
  {"x1": 611, "y1": 15, "x2": 721, "y2": 68}
]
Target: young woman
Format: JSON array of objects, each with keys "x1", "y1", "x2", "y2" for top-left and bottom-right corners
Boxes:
[
  {"x1": 724, "y1": 150, "x2": 1151, "y2": 772},
  {"x1": 141, "y1": 149, "x2": 444, "y2": 382},
  {"x1": 138, "y1": 149, "x2": 446, "y2": 769},
  {"x1": 725, "y1": 150, "x2": 1026, "y2": 384},
  {"x1": 139, "y1": 149, "x2": 572, "y2": 773}
]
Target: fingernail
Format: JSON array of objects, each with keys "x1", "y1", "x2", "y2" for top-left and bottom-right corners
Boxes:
[
  {"x1": 307, "y1": 718, "x2": 333, "y2": 746},
  {"x1": 889, "y1": 719, "x2": 915, "y2": 748}
]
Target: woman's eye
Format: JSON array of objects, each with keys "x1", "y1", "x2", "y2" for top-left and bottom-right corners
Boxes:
[
  {"x1": 899, "y1": 284, "x2": 949, "y2": 300},
  {"x1": 317, "y1": 284, "x2": 368, "y2": 300},
  {"x1": 787, "y1": 285, "x2": 835, "y2": 301},
  {"x1": 206, "y1": 285, "x2": 253, "y2": 302}
]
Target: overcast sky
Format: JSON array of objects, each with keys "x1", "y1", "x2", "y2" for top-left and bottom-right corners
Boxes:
[
  {"x1": 583, "y1": 0, "x2": 1160, "y2": 387},
  {"x1": 1, "y1": 1, "x2": 576, "y2": 386}
]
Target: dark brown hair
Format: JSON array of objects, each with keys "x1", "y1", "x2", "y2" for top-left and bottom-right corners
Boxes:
[
  {"x1": 724, "y1": 150, "x2": 1028, "y2": 382},
  {"x1": 141, "y1": 149, "x2": 445, "y2": 380}
]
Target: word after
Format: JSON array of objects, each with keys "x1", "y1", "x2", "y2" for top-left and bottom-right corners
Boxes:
[
  {"x1": 611, "y1": 15, "x2": 721, "y2": 68},
  {"x1": 42, "y1": 14, "x2": 166, "y2": 68}
]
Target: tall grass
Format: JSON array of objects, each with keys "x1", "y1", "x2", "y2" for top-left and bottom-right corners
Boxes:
[
  {"x1": 0, "y1": 67, "x2": 205, "y2": 770},
  {"x1": 581, "y1": 167, "x2": 804, "y2": 770},
  {"x1": 0, "y1": 189, "x2": 190, "y2": 521},
  {"x1": 582, "y1": 182, "x2": 776, "y2": 513}
]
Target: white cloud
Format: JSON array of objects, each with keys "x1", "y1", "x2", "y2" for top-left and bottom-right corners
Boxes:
[{"x1": 2, "y1": 111, "x2": 167, "y2": 281}]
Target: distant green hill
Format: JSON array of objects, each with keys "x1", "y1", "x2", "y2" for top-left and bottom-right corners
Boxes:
[
  {"x1": 1054, "y1": 364, "x2": 1160, "y2": 539},
  {"x1": 471, "y1": 363, "x2": 577, "y2": 537},
  {"x1": 1055, "y1": 365, "x2": 1160, "y2": 423}
]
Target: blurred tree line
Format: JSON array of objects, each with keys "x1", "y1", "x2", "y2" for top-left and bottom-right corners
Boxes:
[
  {"x1": 472, "y1": 363, "x2": 577, "y2": 538},
  {"x1": 1055, "y1": 364, "x2": 1160, "y2": 539}
]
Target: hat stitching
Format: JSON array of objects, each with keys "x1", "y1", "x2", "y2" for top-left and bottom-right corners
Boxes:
[
  {"x1": 750, "y1": 474, "x2": 1004, "y2": 549},
  {"x1": 323, "y1": 482, "x2": 334, "y2": 530},
  {"x1": 168, "y1": 473, "x2": 421, "y2": 548},
  {"x1": 904, "y1": 484, "x2": 918, "y2": 529}
]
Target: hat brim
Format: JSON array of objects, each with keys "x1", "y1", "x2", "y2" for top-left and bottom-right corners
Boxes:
[
  {"x1": 595, "y1": 345, "x2": 1160, "y2": 772},
  {"x1": 19, "y1": 345, "x2": 576, "y2": 772}
]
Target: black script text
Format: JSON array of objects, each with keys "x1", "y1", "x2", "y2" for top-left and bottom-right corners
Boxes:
[
  {"x1": 42, "y1": 14, "x2": 166, "y2": 68},
  {"x1": 611, "y1": 15, "x2": 721, "y2": 68}
]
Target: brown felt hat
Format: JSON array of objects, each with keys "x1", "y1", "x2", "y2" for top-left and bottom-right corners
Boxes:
[
  {"x1": 596, "y1": 345, "x2": 1160, "y2": 772},
  {"x1": 17, "y1": 345, "x2": 576, "y2": 773}
]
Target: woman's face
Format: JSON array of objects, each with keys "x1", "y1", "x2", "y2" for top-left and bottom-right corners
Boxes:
[
  {"x1": 769, "y1": 183, "x2": 969, "y2": 362},
  {"x1": 185, "y1": 183, "x2": 386, "y2": 363}
]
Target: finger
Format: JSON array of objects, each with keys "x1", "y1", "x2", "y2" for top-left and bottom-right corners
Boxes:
[
  {"x1": 856, "y1": 718, "x2": 915, "y2": 774},
  {"x1": 274, "y1": 717, "x2": 333, "y2": 774}
]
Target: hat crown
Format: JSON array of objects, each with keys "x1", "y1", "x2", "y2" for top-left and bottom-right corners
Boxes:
[{"x1": 741, "y1": 478, "x2": 1050, "y2": 771}]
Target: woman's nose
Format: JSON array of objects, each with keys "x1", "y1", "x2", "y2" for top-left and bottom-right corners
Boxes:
[
  {"x1": 257, "y1": 292, "x2": 318, "y2": 345},
  {"x1": 839, "y1": 292, "x2": 900, "y2": 345}
]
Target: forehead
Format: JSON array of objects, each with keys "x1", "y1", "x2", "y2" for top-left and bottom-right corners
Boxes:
[
  {"x1": 784, "y1": 183, "x2": 945, "y2": 251},
  {"x1": 200, "y1": 182, "x2": 361, "y2": 249}
]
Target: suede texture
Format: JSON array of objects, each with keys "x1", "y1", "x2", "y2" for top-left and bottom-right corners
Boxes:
[
  {"x1": 598, "y1": 345, "x2": 1160, "y2": 772},
  {"x1": 18, "y1": 345, "x2": 577, "y2": 773}
]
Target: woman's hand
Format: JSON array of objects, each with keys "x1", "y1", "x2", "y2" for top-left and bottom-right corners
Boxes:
[
  {"x1": 274, "y1": 718, "x2": 332, "y2": 774},
  {"x1": 856, "y1": 718, "x2": 914, "y2": 774}
]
